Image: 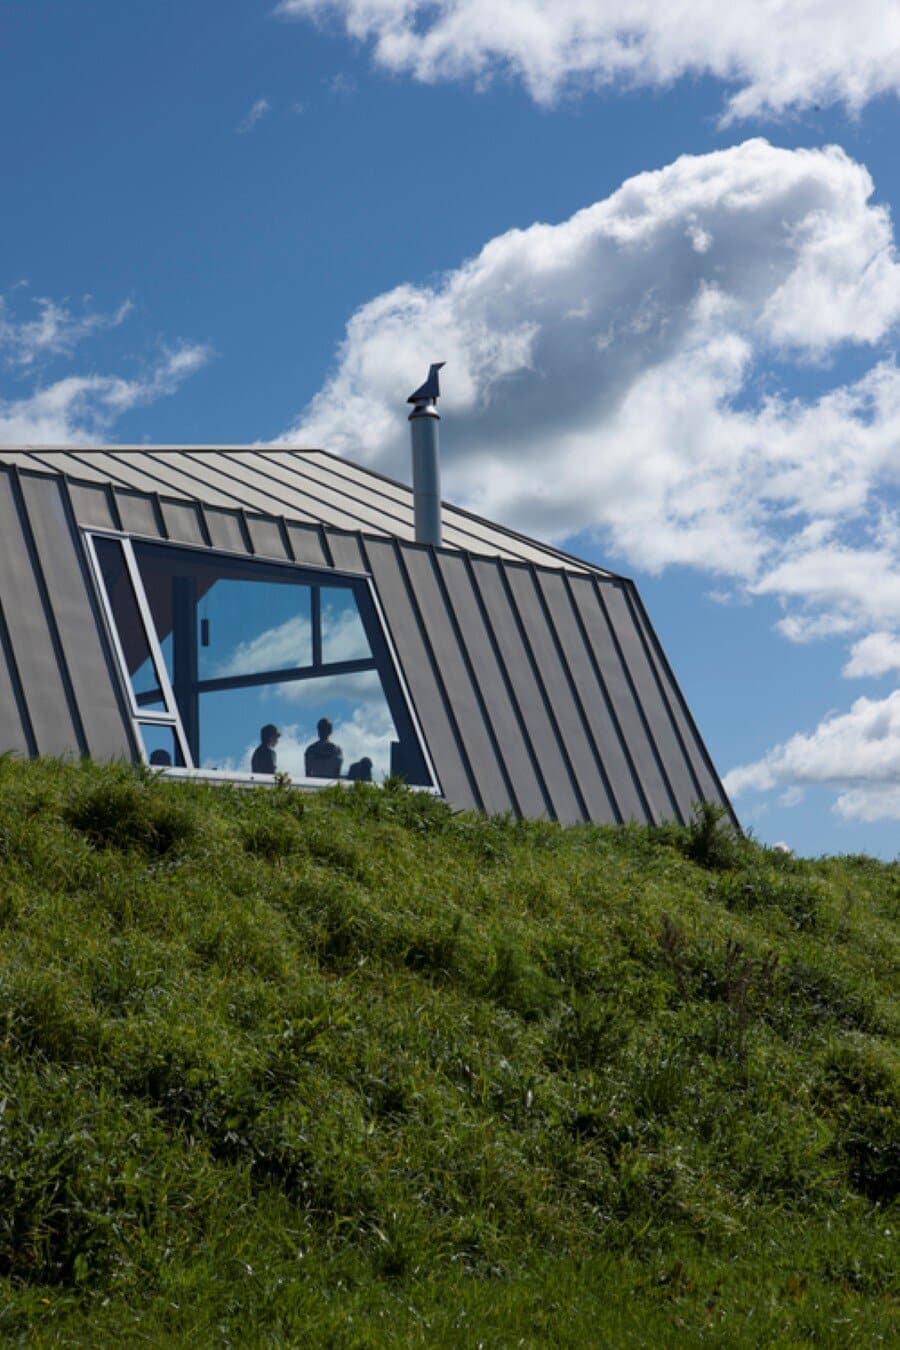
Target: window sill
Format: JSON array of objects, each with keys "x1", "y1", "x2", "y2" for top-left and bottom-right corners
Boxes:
[{"x1": 148, "y1": 765, "x2": 441, "y2": 795}]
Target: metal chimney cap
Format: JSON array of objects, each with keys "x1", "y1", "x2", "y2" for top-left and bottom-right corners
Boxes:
[{"x1": 407, "y1": 362, "x2": 445, "y2": 406}]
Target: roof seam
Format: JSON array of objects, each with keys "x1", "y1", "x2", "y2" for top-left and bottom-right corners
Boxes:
[{"x1": 1, "y1": 448, "x2": 613, "y2": 578}]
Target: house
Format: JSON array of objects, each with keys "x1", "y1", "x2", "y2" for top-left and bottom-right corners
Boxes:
[{"x1": 0, "y1": 423, "x2": 733, "y2": 826}]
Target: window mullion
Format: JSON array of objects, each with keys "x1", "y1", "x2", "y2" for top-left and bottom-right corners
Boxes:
[
  {"x1": 311, "y1": 584, "x2": 322, "y2": 668},
  {"x1": 121, "y1": 537, "x2": 194, "y2": 768},
  {"x1": 84, "y1": 533, "x2": 146, "y2": 721}
]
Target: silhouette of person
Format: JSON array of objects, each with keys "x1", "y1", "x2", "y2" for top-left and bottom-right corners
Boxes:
[
  {"x1": 304, "y1": 717, "x2": 343, "y2": 779},
  {"x1": 148, "y1": 748, "x2": 172, "y2": 767},
  {"x1": 347, "y1": 756, "x2": 373, "y2": 783},
  {"x1": 251, "y1": 723, "x2": 280, "y2": 775}
]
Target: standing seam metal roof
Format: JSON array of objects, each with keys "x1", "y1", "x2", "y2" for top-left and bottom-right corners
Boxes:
[
  {"x1": 0, "y1": 452, "x2": 734, "y2": 827},
  {"x1": 0, "y1": 448, "x2": 609, "y2": 576}
]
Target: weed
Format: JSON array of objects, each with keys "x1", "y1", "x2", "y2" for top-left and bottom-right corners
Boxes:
[{"x1": 680, "y1": 801, "x2": 743, "y2": 871}]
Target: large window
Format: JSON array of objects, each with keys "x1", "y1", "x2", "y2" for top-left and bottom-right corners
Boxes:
[{"x1": 87, "y1": 534, "x2": 433, "y2": 788}]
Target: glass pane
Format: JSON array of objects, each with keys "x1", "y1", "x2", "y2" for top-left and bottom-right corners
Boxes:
[
  {"x1": 125, "y1": 541, "x2": 431, "y2": 787},
  {"x1": 197, "y1": 578, "x2": 313, "y2": 681},
  {"x1": 320, "y1": 587, "x2": 371, "y2": 664},
  {"x1": 94, "y1": 538, "x2": 167, "y2": 711},
  {"x1": 134, "y1": 545, "x2": 314, "y2": 684},
  {"x1": 137, "y1": 723, "x2": 183, "y2": 768},
  {"x1": 196, "y1": 671, "x2": 400, "y2": 782}
]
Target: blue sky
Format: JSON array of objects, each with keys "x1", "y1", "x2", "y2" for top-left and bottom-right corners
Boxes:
[{"x1": 2, "y1": 1, "x2": 900, "y2": 857}]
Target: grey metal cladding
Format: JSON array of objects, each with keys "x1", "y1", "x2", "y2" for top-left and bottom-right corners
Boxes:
[
  {"x1": 469, "y1": 556, "x2": 584, "y2": 824},
  {"x1": 600, "y1": 582, "x2": 695, "y2": 824},
  {"x1": 503, "y1": 563, "x2": 620, "y2": 824},
  {"x1": 533, "y1": 569, "x2": 645, "y2": 824},
  {"x1": 204, "y1": 507, "x2": 249, "y2": 554},
  {"x1": 567, "y1": 575, "x2": 676, "y2": 824},
  {"x1": 0, "y1": 449, "x2": 599, "y2": 573},
  {"x1": 246, "y1": 515, "x2": 289, "y2": 560},
  {"x1": 0, "y1": 469, "x2": 82, "y2": 755},
  {"x1": 285, "y1": 523, "x2": 330, "y2": 568},
  {"x1": 322, "y1": 532, "x2": 367, "y2": 574},
  {"x1": 434, "y1": 551, "x2": 548, "y2": 820},
  {"x1": 67, "y1": 483, "x2": 117, "y2": 532},
  {"x1": 160, "y1": 501, "x2": 206, "y2": 546},
  {"x1": 360, "y1": 537, "x2": 478, "y2": 811},
  {"x1": 17, "y1": 474, "x2": 133, "y2": 762},
  {"x1": 627, "y1": 586, "x2": 737, "y2": 825},
  {"x1": 0, "y1": 595, "x2": 33, "y2": 756},
  {"x1": 401, "y1": 547, "x2": 512, "y2": 817},
  {"x1": 114, "y1": 490, "x2": 163, "y2": 538}
]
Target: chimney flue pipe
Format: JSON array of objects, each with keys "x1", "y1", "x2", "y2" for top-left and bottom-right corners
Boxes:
[{"x1": 407, "y1": 362, "x2": 445, "y2": 547}]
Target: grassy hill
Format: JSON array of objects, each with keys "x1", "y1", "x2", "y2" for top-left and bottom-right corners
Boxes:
[{"x1": 0, "y1": 756, "x2": 896, "y2": 1346}]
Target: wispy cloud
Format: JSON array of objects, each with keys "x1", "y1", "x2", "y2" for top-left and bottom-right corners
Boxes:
[
  {"x1": 275, "y1": 0, "x2": 900, "y2": 121},
  {"x1": 0, "y1": 343, "x2": 214, "y2": 444},
  {"x1": 0, "y1": 294, "x2": 133, "y2": 372},
  {"x1": 324, "y1": 72, "x2": 356, "y2": 98},
  {"x1": 237, "y1": 97, "x2": 272, "y2": 134},
  {"x1": 0, "y1": 286, "x2": 213, "y2": 444}
]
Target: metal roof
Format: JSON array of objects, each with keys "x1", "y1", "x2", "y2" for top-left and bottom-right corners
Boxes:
[
  {"x1": 0, "y1": 453, "x2": 734, "y2": 827},
  {"x1": 0, "y1": 447, "x2": 608, "y2": 576}
]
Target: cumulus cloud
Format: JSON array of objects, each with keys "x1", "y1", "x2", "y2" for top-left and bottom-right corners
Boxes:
[
  {"x1": 0, "y1": 287, "x2": 212, "y2": 444},
  {"x1": 280, "y1": 139, "x2": 900, "y2": 578},
  {"x1": 275, "y1": 0, "x2": 900, "y2": 119},
  {"x1": 278, "y1": 137, "x2": 900, "y2": 817},
  {"x1": 724, "y1": 691, "x2": 900, "y2": 821},
  {"x1": 844, "y1": 631, "x2": 900, "y2": 678}
]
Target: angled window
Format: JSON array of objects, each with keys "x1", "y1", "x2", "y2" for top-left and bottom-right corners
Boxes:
[{"x1": 86, "y1": 534, "x2": 434, "y2": 788}]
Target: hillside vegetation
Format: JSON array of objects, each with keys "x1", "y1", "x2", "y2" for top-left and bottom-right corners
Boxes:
[{"x1": 0, "y1": 756, "x2": 896, "y2": 1346}]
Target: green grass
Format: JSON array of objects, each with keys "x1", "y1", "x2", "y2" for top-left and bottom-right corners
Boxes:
[{"x1": 0, "y1": 756, "x2": 896, "y2": 1346}]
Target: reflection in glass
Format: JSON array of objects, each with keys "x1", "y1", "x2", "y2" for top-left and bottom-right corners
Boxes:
[
  {"x1": 320, "y1": 588, "x2": 371, "y2": 664},
  {"x1": 104, "y1": 539, "x2": 434, "y2": 788},
  {"x1": 94, "y1": 538, "x2": 166, "y2": 710},
  {"x1": 137, "y1": 722, "x2": 182, "y2": 768},
  {"x1": 197, "y1": 672, "x2": 397, "y2": 781},
  {"x1": 196, "y1": 578, "x2": 313, "y2": 681}
]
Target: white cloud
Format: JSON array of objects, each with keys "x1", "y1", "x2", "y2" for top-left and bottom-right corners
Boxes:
[
  {"x1": 237, "y1": 97, "x2": 272, "y2": 134},
  {"x1": 833, "y1": 783, "x2": 900, "y2": 822},
  {"x1": 0, "y1": 293, "x2": 132, "y2": 371},
  {"x1": 278, "y1": 137, "x2": 900, "y2": 821},
  {"x1": 844, "y1": 631, "x2": 900, "y2": 678},
  {"x1": 275, "y1": 0, "x2": 900, "y2": 120},
  {"x1": 0, "y1": 287, "x2": 213, "y2": 444},
  {"x1": 724, "y1": 690, "x2": 900, "y2": 819},
  {"x1": 279, "y1": 139, "x2": 900, "y2": 581},
  {"x1": 0, "y1": 345, "x2": 213, "y2": 445}
]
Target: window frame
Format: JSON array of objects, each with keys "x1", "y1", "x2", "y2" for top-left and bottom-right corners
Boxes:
[{"x1": 84, "y1": 528, "x2": 439, "y2": 792}]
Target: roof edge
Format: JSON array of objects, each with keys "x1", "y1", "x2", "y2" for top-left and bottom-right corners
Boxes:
[{"x1": 0, "y1": 447, "x2": 623, "y2": 582}]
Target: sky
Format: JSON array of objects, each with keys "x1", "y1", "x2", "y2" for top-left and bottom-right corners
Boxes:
[{"x1": 2, "y1": 0, "x2": 900, "y2": 858}]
